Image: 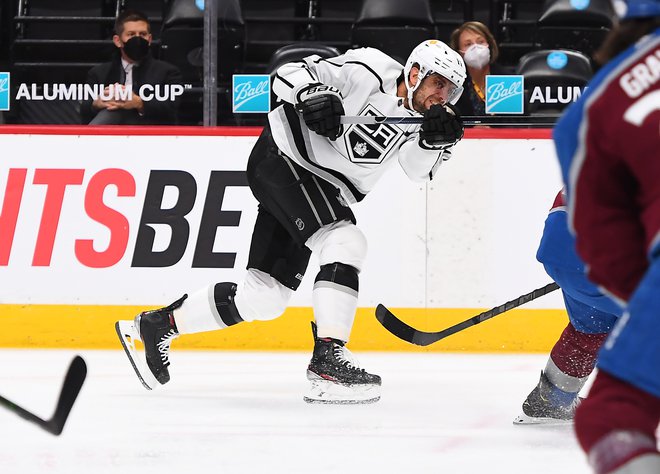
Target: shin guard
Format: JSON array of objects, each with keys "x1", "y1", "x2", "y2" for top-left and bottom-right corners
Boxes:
[{"x1": 313, "y1": 262, "x2": 359, "y2": 342}]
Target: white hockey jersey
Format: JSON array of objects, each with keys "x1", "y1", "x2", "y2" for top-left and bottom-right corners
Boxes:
[{"x1": 269, "y1": 47, "x2": 453, "y2": 204}]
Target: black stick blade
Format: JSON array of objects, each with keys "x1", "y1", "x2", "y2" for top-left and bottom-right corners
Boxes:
[
  {"x1": 375, "y1": 304, "x2": 439, "y2": 346},
  {"x1": 47, "y1": 355, "x2": 87, "y2": 435},
  {"x1": 375, "y1": 283, "x2": 560, "y2": 347},
  {"x1": 0, "y1": 355, "x2": 87, "y2": 435}
]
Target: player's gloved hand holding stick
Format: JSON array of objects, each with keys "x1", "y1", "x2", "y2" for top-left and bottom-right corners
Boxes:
[
  {"x1": 418, "y1": 103, "x2": 464, "y2": 150},
  {"x1": 295, "y1": 83, "x2": 345, "y2": 141}
]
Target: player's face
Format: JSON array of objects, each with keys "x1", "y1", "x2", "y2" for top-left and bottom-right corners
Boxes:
[{"x1": 412, "y1": 73, "x2": 453, "y2": 113}]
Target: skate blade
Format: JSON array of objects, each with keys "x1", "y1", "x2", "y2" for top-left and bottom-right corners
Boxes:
[
  {"x1": 303, "y1": 375, "x2": 381, "y2": 405},
  {"x1": 115, "y1": 320, "x2": 159, "y2": 391},
  {"x1": 513, "y1": 412, "x2": 574, "y2": 425}
]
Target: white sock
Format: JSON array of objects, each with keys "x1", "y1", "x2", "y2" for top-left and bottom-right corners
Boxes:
[
  {"x1": 173, "y1": 285, "x2": 227, "y2": 334},
  {"x1": 313, "y1": 282, "x2": 358, "y2": 342}
]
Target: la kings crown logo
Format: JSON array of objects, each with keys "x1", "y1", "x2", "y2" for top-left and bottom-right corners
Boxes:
[{"x1": 343, "y1": 104, "x2": 403, "y2": 164}]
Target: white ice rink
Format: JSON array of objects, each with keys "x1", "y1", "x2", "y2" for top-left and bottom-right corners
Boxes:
[{"x1": 0, "y1": 350, "x2": 595, "y2": 474}]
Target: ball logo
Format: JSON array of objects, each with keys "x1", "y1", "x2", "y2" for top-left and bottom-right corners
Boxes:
[
  {"x1": 232, "y1": 74, "x2": 271, "y2": 113},
  {"x1": 570, "y1": 0, "x2": 590, "y2": 10},
  {"x1": 485, "y1": 75, "x2": 525, "y2": 114},
  {"x1": 547, "y1": 52, "x2": 569, "y2": 70},
  {"x1": 0, "y1": 72, "x2": 10, "y2": 111}
]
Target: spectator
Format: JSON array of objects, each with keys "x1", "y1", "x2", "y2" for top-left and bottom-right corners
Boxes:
[
  {"x1": 80, "y1": 10, "x2": 183, "y2": 125},
  {"x1": 449, "y1": 21, "x2": 512, "y2": 116}
]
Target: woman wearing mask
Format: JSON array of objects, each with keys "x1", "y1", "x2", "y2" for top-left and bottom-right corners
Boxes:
[{"x1": 449, "y1": 22, "x2": 512, "y2": 116}]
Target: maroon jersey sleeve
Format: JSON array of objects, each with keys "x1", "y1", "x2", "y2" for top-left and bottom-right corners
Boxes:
[{"x1": 571, "y1": 40, "x2": 660, "y2": 301}]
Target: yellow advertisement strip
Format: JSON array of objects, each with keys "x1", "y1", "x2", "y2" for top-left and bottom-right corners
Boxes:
[{"x1": 0, "y1": 305, "x2": 568, "y2": 352}]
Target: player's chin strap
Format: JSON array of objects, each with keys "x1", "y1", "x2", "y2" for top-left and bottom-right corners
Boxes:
[{"x1": 406, "y1": 76, "x2": 421, "y2": 111}]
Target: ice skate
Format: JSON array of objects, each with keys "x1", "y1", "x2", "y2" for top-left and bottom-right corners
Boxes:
[
  {"x1": 304, "y1": 322, "x2": 381, "y2": 404},
  {"x1": 513, "y1": 371, "x2": 581, "y2": 425},
  {"x1": 115, "y1": 295, "x2": 187, "y2": 390}
]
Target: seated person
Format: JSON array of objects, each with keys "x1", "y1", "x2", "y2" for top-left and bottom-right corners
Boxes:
[
  {"x1": 449, "y1": 21, "x2": 513, "y2": 116},
  {"x1": 80, "y1": 10, "x2": 183, "y2": 125}
]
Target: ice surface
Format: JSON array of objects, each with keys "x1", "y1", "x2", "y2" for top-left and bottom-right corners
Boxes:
[{"x1": 0, "y1": 350, "x2": 593, "y2": 474}]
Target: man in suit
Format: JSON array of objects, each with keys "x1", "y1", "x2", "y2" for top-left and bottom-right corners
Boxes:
[{"x1": 80, "y1": 10, "x2": 183, "y2": 125}]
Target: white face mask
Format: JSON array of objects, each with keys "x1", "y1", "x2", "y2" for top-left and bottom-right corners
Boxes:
[{"x1": 463, "y1": 44, "x2": 490, "y2": 69}]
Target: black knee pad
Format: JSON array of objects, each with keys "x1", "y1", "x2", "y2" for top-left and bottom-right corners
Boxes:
[
  {"x1": 213, "y1": 282, "x2": 244, "y2": 326},
  {"x1": 314, "y1": 262, "x2": 359, "y2": 292}
]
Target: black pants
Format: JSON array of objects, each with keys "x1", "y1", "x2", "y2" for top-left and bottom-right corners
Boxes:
[{"x1": 245, "y1": 126, "x2": 355, "y2": 290}]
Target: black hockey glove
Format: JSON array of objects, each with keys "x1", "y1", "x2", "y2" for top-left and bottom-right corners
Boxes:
[
  {"x1": 295, "y1": 83, "x2": 345, "y2": 141},
  {"x1": 418, "y1": 103, "x2": 464, "y2": 150}
]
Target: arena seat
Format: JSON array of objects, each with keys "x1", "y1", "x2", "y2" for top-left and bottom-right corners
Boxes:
[
  {"x1": 537, "y1": 0, "x2": 616, "y2": 55},
  {"x1": 10, "y1": 0, "x2": 117, "y2": 87},
  {"x1": 266, "y1": 43, "x2": 341, "y2": 74},
  {"x1": 491, "y1": 0, "x2": 544, "y2": 66},
  {"x1": 351, "y1": 0, "x2": 435, "y2": 64},
  {"x1": 516, "y1": 49, "x2": 592, "y2": 114},
  {"x1": 121, "y1": 0, "x2": 168, "y2": 40},
  {"x1": 17, "y1": 0, "x2": 113, "y2": 40},
  {"x1": 159, "y1": 0, "x2": 245, "y2": 85}
]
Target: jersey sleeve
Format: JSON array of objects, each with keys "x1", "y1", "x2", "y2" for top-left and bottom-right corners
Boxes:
[
  {"x1": 272, "y1": 54, "x2": 351, "y2": 105},
  {"x1": 397, "y1": 136, "x2": 452, "y2": 181},
  {"x1": 568, "y1": 33, "x2": 660, "y2": 302},
  {"x1": 272, "y1": 59, "x2": 321, "y2": 105},
  {"x1": 273, "y1": 48, "x2": 402, "y2": 105}
]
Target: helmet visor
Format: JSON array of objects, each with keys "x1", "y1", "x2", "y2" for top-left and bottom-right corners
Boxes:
[{"x1": 422, "y1": 71, "x2": 464, "y2": 105}]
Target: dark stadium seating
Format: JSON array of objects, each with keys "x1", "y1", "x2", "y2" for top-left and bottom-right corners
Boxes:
[
  {"x1": 241, "y1": 0, "x2": 302, "y2": 72},
  {"x1": 0, "y1": 1, "x2": 7, "y2": 66},
  {"x1": 121, "y1": 0, "x2": 169, "y2": 40},
  {"x1": 160, "y1": 0, "x2": 245, "y2": 85},
  {"x1": 17, "y1": 0, "x2": 114, "y2": 40},
  {"x1": 351, "y1": 0, "x2": 436, "y2": 64},
  {"x1": 491, "y1": 0, "x2": 544, "y2": 65},
  {"x1": 158, "y1": 0, "x2": 245, "y2": 125},
  {"x1": 9, "y1": 0, "x2": 118, "y2": 123},
  {"x1": 516, "y1": 49, "x2": 592, "y2": 114},
  {"x1": 431, "y1": 0, "x2": 475, "y2": 43},
  {"x1": 266, "y1": 43, "x2": 341, "y2": 74},
  {"x1": 10, "y1": 0, "x2": 116, "y2": 83},
  {"x1": 537, "y1": 0, "x2": 616, "y2": 55},
  {"x1": 0, "y1": 0, "x2": 614, "y2": 125}
]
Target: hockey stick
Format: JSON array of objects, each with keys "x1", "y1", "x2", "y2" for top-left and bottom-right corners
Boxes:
[
  {"x1": 341, "y1": 116, "x2": 424, "y2": 125},
  {"x1": 376, "y1": 282, "x2": 560, "y2": 346},
  {"x1": 341, "y1": 115, "x2": 559, "y2": 127},
  {"x1": 0, "y1": 355, "x2": 87, "y2": 435}
]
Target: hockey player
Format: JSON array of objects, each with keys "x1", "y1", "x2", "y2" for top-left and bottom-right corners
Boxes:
[
  {"x1": 554, "y1": 1, "x2": 660, "y2": 472},
  {"x1": 116, "y1": 40, "x2": 466, "y2": 403},
  {"x1": 514, "y1": 189, "x2": 622, "y2": 424}
]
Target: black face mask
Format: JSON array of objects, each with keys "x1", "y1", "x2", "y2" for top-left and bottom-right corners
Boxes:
[{"x1": 123, "y1": 36, "x2": 150, "y2": 62}]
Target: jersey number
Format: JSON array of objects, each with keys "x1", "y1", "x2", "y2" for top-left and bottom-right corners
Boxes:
[{"x1": 623, "y1": 90, "x2": 660, "y2": 126}]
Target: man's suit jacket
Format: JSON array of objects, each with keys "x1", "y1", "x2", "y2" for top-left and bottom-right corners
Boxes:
[{"x1": 80, "y1": 53, "x2": 183, "y2": 125}]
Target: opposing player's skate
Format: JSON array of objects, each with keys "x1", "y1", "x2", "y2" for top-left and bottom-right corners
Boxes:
[
  {"x1": 115, "y1": 295, "x2": 187, "y2": 390},
  {"x1": 513, "y1": 371, "x2": 581, "y2": 424},
  {"x1": 304, "y1": 322, "x2": 381, "y2": 404}
]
